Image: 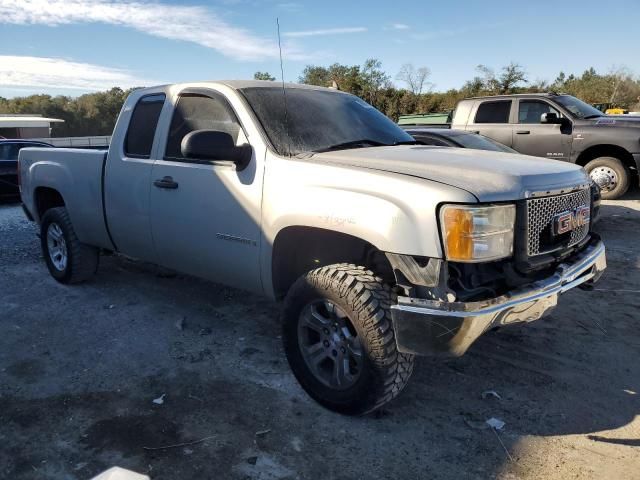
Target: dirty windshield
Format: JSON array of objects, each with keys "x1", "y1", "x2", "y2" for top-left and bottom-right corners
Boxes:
[
  {"x1": 240, "y1": 87, "x2": 415, "y2": 156},
  {"x1": 554, "y1": 95, "x2": 604, "y2": 119}
]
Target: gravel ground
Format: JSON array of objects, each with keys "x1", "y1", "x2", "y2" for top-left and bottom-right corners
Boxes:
[{"x1": 0, "y1": 194, "x2": 639, "y2": 480}]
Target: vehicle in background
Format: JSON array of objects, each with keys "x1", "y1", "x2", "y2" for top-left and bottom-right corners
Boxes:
[
  {"x1": 401, "y1": 127, "x2": 517, "y2": 153},
  {"x1": 449, "y1": 93, "x2": 640, "y2": 199},
  {"x1": 605, "y1": 108, "x2": 629, "y2": 115},
  {"x1": 592, "y1": 103, "x2": 633, "y2": 115},
  {"x1": 398, "y1": 112, "x2": 451, "y2": 126},
  {"x1": 402, "y1": 126, "x2": 601, "y2": 222},
  {"x1": 29, "y1": 136, "x2": 111, "y2": 150},
  {"x1": 19, "y1": 81, "x2": 606, "y2": 415},
  {"x1": 0, "y1": 139, "x2": 52, "y2": 197}
]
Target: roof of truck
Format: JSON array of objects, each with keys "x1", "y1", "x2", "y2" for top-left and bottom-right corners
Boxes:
[
  {"x1": 219, "y1": 80, "x2": 337, "y2": 91},
  {"x1": 145, "y1": 80, "x2": 338, "y2": 92},
  {"x1": 462, "y1": 92, "x2": 563, "y2": 101}
]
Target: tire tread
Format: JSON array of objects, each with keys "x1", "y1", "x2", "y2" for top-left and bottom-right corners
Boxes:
[
  {"x1": 41, "y1": 207, "x2": 98, "y2": 284},
  {"x1": 283, "y1": 262, "x2": 415, "y2": 415}
]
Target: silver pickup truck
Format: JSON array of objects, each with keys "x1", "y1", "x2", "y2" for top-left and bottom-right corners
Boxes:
[{"x1": 19, "y1": 81, "x2": 606, "y2": 415}]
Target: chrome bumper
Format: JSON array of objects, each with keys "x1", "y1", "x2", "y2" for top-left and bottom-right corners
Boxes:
[{"x1": 390, "y1": 239, "x2": 606, "y2": 357}]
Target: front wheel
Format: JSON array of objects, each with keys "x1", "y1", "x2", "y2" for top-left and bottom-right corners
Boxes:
[
  {"x1": 40, "y1": 207, "x2": 99, "y2": 284},
  {"x1": 585, "y1": 156, "x2": 630, "y2": 200},
  {"x1": 282, "y1": 264, "x2": 415, "y2": 415}
]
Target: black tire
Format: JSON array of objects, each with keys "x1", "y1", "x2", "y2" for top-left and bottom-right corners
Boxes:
[
  {"x1": 283, "y1": 263, "x2": 415, "y2": 415},
  {"x1": 585, "y1": 156, "x2": 630, "y2": 200},
  {"x1": 40, "y1": 207, "x2": 99, "y2": 284}
]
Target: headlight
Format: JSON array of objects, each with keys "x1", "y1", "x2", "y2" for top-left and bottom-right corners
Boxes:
[{"x1": 439, "y1": 204, "x2": 515, "y2": 262}]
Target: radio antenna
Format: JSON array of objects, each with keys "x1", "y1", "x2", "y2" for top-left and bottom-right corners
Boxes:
[{"x1": 276, "y1": 18, "x2": 292, "y2": 157}]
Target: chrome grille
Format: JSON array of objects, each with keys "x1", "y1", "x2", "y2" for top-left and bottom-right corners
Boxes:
[{"x1": 527, "y1": 188, "x2": 591, "y2": 256}]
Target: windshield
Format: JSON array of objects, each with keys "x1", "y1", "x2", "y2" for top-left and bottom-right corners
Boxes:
[
  {"x1": 451, "y1": 132, "x2": 517, "y2": 153},
  {"x1": 554, "y1": 95, "x2": 603, "y2": 119},
  {"x1": 240, "y1": 87, "x2": 414, "y2": 155}
]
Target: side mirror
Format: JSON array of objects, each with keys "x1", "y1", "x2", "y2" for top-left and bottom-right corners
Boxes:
[
  {"x1": 540, "y1": 112, "x2": 562, "y2": 124},
  {"x1": 181, "y1": 129, "x2": 252, "y2": 169}
]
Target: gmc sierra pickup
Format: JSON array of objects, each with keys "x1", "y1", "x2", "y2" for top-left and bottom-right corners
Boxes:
[
  {"x1": 19, "y1": 81, "x2": 606, "y2": 415},
  {"x1": 450, "y1": 93, "x2": 640, "y2": 199}
]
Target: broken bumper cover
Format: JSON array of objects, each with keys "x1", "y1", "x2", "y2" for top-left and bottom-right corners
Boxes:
[{"x1": 390, "y1": 239, "x2": 606, "y2": 357}]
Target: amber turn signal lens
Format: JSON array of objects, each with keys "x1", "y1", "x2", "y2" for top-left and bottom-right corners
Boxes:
[{"x1": 442, "y1": 208, "x2": 474, "y2": 261}]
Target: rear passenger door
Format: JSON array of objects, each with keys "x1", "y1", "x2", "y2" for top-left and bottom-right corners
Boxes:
[
  {"x1": 512, "y1": 99, "x2": 572, "y2": 160},
  {"x1": 104, "y1": 92, "x2": 166, "y2": 262},
  {"x1": 468, "y1": 100, "x2": 514, "y2": 147}
]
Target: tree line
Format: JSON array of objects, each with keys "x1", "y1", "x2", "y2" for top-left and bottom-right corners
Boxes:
[
  {"x1": 295, "y1": 60, "x2": 640, "y2": 120},
  {"x1": 1, "y1": 61, "x2": 638, "y2": 137}
]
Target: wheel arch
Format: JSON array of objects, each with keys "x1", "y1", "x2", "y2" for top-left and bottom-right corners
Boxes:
[
  {"x1": 34, "y1": 186, "x2": 65, "y2": 221},
  {"x1": 576, "y1": 144, "x2": 636, "y2": 174},
  {"x1": 270, "y1": 226, "x2": 394, "y2": 300}
]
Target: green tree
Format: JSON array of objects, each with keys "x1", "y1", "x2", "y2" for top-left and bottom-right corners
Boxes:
[
  {"x1": 360, "y1": 58, "x2": 391, "y2": 107},
  {"x1": 254, "y1": 71, "x2": 276, "y2": 81}
]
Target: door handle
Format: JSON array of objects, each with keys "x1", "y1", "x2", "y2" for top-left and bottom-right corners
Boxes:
[
  {"x1": 153, "y1": 176, "x2": 179, "y2": 189},
  {"x1": 516, "y1": 130, "x2": 530, "y2": 135}
]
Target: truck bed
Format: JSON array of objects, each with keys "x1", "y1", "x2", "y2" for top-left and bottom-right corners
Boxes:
[{"x1": 19, "y1": 147, "x2": 114, "y2": 250}]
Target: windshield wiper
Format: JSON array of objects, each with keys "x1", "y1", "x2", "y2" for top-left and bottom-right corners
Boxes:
[
  {"x1": 313, "y1": 138, "x2": 420, "y2": 153},
  {"x1": 584, "y1": 114, "x2": 603, "y2": 119},
  {"x1": 313, "y1": 139, "x2": 388, "y2": 153}
]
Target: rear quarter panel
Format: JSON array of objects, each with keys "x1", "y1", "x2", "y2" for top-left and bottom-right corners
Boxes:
[{"x1": 19, "y1": 147, "x2": 114, "y2": 250}]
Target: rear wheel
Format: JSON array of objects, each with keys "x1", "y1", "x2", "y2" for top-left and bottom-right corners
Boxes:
[
  {"x1": 283, "y1": 263, "x2": 415, "y2": 415},
  {"x1": 585, "y1": 156, "x2": 630, "y2": 200},
  {"x1": 41, "y1": 207, "x2": 99, "y2": 284}
]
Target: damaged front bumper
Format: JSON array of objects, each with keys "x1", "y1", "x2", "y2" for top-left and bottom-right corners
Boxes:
[{"x1": 390, "y1": 238, "x2": 606, "y2": 357}]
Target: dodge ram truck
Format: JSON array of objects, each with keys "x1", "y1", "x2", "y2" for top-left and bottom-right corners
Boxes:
[
  {"x1": 450, "y1": 93, "x2": 640, "y2": 199},
  {"x1": 19, "y1": 81, "x2": 607, "y2": 415}
]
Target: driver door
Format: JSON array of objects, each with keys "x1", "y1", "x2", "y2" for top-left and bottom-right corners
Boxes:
[
  {"x1": 512, "y1": 99, "x2": 572, "y2": 160},
  {"x1": 148, "y1": 89, "x2": 264, "y2": 293}
]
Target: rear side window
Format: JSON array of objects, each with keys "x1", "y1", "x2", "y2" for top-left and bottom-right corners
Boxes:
[
  {"x1": 474, "y1": 101, "x2": 512, "y2": 124},
  {"x1": 165, "y1": 93, "x2": 241, "y2": 160},
  {"x1": 125, "y1": 94, "x2": 166, "y2": 158}
]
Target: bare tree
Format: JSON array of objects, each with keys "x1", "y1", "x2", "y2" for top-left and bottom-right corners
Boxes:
[
  {"x1": 396, "y1": 63, "x2": 432, "y2": 95},
  {"x1": 608, "y1": 65, "x2": 633, "y2": 104},
  {"x1": 475, "y1": 63, "x2": 527, "y2": 94}
]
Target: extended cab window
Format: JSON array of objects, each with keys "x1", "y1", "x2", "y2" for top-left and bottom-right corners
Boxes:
[
  {"x1": 165, "y1": 93, "x2": 241, "y2": 160},
  {"x1": 518, "y1": 100, "x2": 560, "y2": 124},
  {"x1": 474, "y1": 101, "x2": 512, "y2": 124},
  {"x1": 125, "y1": 94, "x2": 166, "y2": 158}
]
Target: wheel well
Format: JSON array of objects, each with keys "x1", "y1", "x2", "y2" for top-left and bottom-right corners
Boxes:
[
  {"x1": 34, "y1": 187, "x2": 65, "y2": 219},
  {"x1": 271, "y1": 226, "x2": 393, "y2": 300},
  {"x1": 576, "y1": 144, "x2": 636, "y2": 174}
]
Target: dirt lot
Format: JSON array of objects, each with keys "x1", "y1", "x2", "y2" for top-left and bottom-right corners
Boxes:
[{"x1": 1, "y1": 195, "x2": 639, "y2": 480}]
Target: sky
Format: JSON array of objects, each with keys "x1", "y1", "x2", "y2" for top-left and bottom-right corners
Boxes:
[{"x1": 0, "y1": 0, "x2": 639, "y2": 98}]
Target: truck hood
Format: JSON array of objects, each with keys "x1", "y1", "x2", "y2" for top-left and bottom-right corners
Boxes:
[{"x1": 311, "y1": 146, "x2": 589, "y2": 202}]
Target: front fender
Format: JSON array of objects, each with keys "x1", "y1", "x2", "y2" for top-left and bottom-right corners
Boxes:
[{"x1": 260, "y1": 156, "x2": 476, "y2": 296}]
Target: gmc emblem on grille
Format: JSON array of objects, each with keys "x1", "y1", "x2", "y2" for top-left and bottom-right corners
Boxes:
[{"x1": 553, "y1": 206, "x2": 590, "y2": 235}]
